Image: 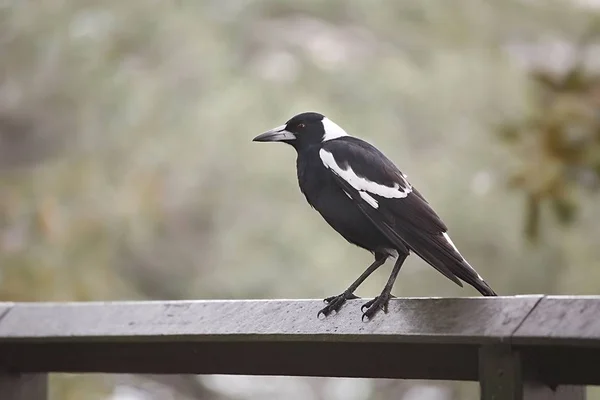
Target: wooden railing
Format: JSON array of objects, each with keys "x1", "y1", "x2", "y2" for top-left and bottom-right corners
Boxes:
[{"x1": 0, "y1": 296, "x2": 598, "y2": 399}]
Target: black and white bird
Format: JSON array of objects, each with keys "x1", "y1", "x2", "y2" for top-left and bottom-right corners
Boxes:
[{"x1": 253, "y1": 112, "x2": 497, "y2": 321}]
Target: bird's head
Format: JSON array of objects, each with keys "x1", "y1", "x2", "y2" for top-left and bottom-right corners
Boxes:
[{"x1": 253, "y1": 112, "x2": 348, "y2": 149}]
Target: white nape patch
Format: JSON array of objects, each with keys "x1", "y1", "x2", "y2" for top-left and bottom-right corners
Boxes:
[
  {"x1": 319, "y1": 149, "x2": 412, "y2": 209},
  {"x1": 442, "y1": 232, "x2": 485, "y2": 281},
  {"x1": 359, "y1": 191, "x2": 379, "y2": 208},
  {"x1": 321, "y1": 118, "x2": 349, "y2": 141}
]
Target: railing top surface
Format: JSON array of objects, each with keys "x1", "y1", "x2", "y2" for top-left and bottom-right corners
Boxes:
[{"x1": 0, "y1": 296, "x2": 599, "y2": 345}]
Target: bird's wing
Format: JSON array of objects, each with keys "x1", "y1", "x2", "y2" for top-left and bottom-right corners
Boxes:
[{"x1": 320, "y1": 137, "x2": 495, "y2": 295}]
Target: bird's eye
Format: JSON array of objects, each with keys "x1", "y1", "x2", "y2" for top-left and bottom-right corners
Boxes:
[{"x1": 297, "y1": 123, "x2": 305, "y2": 129}]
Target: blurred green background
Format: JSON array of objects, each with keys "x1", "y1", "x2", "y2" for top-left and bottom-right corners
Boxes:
[{"x1": 1, "y1": 0, "x2": 599, "y2": 399}]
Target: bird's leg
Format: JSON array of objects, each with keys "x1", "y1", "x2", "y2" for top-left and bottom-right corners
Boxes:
[
  {"x1": 361, "y1": 252, "x2": 408, "y2": 321},
  {"x1": 318, "y1": 254, "x2": 388, "y2": 318}
]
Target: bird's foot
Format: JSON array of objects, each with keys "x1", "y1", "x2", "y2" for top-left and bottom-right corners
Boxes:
[
  {"x1": 361, "y1": 293, "x2": 396, "y2": 321},
  {"x1": 317, "y1": 291, "x2": 359, "y2": 318}
]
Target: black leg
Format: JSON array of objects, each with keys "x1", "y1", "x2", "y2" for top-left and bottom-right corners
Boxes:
[
  {"x1": 361, "y1": 252, "x2": 408, "y2": 321},
  {"x1": 318, "y1": 253, "x2": 389, "y2": 318}
]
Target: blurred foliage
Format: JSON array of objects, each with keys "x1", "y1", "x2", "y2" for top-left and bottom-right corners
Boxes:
[
  {"x1": 497, "y1": 28, "x2": 600, "y2": 242},
  {"x1": 1, "y1": 1, "x2": 600, "y2": 400}
]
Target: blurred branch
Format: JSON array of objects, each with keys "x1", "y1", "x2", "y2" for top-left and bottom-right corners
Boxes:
[{"x1": 496, "y1": 27, "x2": 600, "y2": 243}]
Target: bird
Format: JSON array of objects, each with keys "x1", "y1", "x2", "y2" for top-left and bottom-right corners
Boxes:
[{"x1": 253, "y1": 112, "x2": 497, "y2": 321}]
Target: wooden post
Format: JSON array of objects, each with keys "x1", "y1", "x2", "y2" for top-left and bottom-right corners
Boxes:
[
  {"x1": 0, "y1": 374, "x2": 48, "y2": 400},
  {"x1": 480, "y1": 345, "x2": 523, "y2": 399},
  {"x1": 479, "y1": 345, "x2": 585, "y2": 400}
]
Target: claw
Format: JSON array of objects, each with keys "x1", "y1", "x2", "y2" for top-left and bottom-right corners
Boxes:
[
  {"x1": 360, "y1": 297, "x2": 376, "y2": 312},
  {"x1": 318, "y1": 291, "x2": 359, "y2": 318},
  {"x1": 360, "y1": 294, "x2": 392, "y2": 321}
]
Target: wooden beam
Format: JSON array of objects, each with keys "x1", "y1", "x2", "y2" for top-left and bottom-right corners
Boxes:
[
  {"x1": 513, "y1": 296, "x2": 600, "y2": 346},
  {"x1": 0, "y1": 296, "x2": 596, "y2": 392},
  {"x1": 0, "y1": 297, "x2": 541, "y2": 342}
]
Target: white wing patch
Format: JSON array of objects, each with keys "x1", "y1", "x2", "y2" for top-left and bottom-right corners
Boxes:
[
  {"x1": 442, "y1": 232, "x2": 485, "y2": 281},
  {"x1": 319, "y1": 149, "x2": 412, "y2": 209},
  {"x1": 442, "y1": 232, "x2": 460, "y2": 254},
  {"x1": 359, "y1": 191, "x2": 379, "y2": 208},
  {"x1": 321, "y1": 118, "x2": 349, "y2": 141}
]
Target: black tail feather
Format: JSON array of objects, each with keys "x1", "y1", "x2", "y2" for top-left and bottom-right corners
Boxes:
[{"x1": 402, "y1": 230, "x2": 498, "y2": 297}]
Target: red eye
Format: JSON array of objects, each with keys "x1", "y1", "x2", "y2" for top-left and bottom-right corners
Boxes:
[{"x1": 298, "y1": 123, "x2": 305, "y2": 129}]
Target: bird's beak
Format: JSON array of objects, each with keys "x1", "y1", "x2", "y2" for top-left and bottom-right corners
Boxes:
[{"x1": 252, "y1": 125, "x2": 295, "y2": 142}]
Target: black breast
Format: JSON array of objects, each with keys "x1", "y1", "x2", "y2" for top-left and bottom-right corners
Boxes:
[{"x1": 296, "y1": 146, "x2": 393, "y2": 254}]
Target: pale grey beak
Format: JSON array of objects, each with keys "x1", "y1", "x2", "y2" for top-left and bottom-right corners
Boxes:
[{"x1": 252, "y1": 125, "x2": 295, "y2": 142}]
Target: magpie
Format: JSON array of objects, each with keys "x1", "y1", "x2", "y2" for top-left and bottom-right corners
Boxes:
[{"x1": 253, "y1": 112, "x2": 497, "y2": 321}]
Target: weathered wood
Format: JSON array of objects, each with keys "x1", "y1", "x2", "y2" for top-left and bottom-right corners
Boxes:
[
  {"x1": 0, "y1": 341, "x2": 480, "y2": 379},
  {"x1": 517, "y1": 346, "x2": 600, "y2": 386},
  {"x1": 479, "y1": 346, "x2": 586, "y2": 400},
  {"x1": 480, "y1": 345, "x2": 523, "y2": 400},
  {"x1": 0, "y1": 304, "x2": 12, "y2": 324},
  {"x1": 513, "y1": 296, "x2": 600, "y2": 346},
  {"x1": 523, "y1": 386, "x2": 586, "y2": 400},
  {"x1": 0, "y1": 296, "x2": 596, "y2": 392},
  {"x1": 0, "y1": 374, "x2": 47, "y2": 400},
  {"x1": 0, "y1": 297, "x2": 540, "y2": 380},
  {"x1": 510, "y1": 295, "x2": 600, "y2": 391},
  {"x1": 0, "y1": 297, "x2": 541, "y2": 342}
]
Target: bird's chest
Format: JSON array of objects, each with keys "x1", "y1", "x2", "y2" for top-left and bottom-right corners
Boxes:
[
  {"x1": 296, "y1": 149, "x2": 337, "y2": 206},
  {"x1": 295, "y1": 148, "x2": 389, "y2": 251},
  {"x1": 296, "y1": 149, "x2": 362, "y2": 224}
]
